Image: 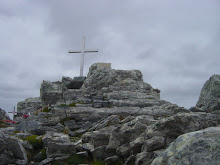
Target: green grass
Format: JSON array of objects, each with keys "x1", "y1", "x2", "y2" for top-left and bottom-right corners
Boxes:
[
  {"x1": 44, "y1": 116, "x2": 52, "y2": 119},
  {"x1": 63, "y1": 127, "x2": 69, "y2": 134},
  {"x1": 42, "y1": 106, "x2": 51, "y2": 112},
  {"x1": 92, "y1": 160, "x2": 106, "y2": 165},
  {"x1": 40, "y1": 148, "x2": 47, "y2": 159},
  {"x1": 0, "y1": 120, "x2": 8, "y2": 128},
  {"x1": 60, "y1": 117, "x2": 72, "y2": 124},
  {"x1": 24, "y1": 135, "x2": 43, "y2": 150},
  {"x1": 51, "y1": 154, "x2": 88, "y2": 165},
  {"x1": 69, "y1": 102, "x2": 76, "y2": 107}
]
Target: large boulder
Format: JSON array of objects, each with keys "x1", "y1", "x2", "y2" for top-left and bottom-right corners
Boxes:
[
  {"x1": 152, "y1": 127, "x2": 220, "y2": 165},
  {"x1": 17, "y1": 97, "x2": 42, "y2": 116},
  {"x1": 0, "y1": 130, "x2": 28, "y2": 165},
  {"x1": 196, "y1": 74, "x2": 220, "y2": 111},
  {"x1": 40, "y1": 80, "x2": 64, "y2": 106},
  {"x1": 0, "y1": 108, "x2": 10, "y2": 120},
  {"x1": 142, "y1": 112, "x2": 220, "y2": 153}
]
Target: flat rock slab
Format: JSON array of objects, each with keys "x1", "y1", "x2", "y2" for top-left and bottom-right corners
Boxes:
[{"x1": 66, "y1": 77, "x2": 86, "y2": 89}]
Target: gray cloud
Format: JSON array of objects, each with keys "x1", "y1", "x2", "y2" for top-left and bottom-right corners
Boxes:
[{"x1": 1, "y1": 0, "x2": 220, "y2": 118}]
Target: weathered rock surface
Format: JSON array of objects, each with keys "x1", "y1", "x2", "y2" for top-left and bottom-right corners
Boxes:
[
  {"x1": 17, "y1": 97, "x2": 42, "y2": 116},
  {"x1": 12, "y1": 63, "x2": 220, "y2": 164},
  {"x1": 40, "y1": 81, "x2": 64, "y2": 106},
  {"x1": 143, "y1": 112, "x2": 220, "y2": 151},
  {"x1": 152, "y1": 127, "x2": 220, "y2": 165},
  {"x1": 0, "y1": 130, "x2": 28, "y2": 165},
  {"x1": 196, "y1": 74, "x2": 220, "y2": 111},
  {"x1": 0, "y1": 108, "x2": 10, "y2": 120}
]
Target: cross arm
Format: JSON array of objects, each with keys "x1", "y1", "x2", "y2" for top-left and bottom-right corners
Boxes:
[
  {"x1": 68, "y1": 50, "x2": 82, "y2": 53},
  {"x1": 84, "y1": 49, "x2": 98, "y2": 53}
]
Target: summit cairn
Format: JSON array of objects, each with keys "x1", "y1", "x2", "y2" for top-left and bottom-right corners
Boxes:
[{"x1": 8, "y1": 63, "x2": 220, "y2": 165}]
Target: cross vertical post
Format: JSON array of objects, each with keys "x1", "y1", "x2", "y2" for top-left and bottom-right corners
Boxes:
[
  {"x1": 8, "y1": 106, "x2": 17, "y2": 121},
  {"x1": 69, "y1": 36, "x2": 98, "y2": 77}
]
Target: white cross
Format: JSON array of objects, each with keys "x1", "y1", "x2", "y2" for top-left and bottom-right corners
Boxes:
[
  {"x1": 8, "y1": 106, "x2": 17, "y2": 121},
  {"x1": 69, "y1": 36, "x2": 98, "y2": 77}
]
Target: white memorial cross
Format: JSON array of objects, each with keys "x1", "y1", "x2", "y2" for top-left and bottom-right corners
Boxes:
[
  {"x1": 8, "y1": 106, "x2": 17, "y2": 121},
  {"x1": 68, "y1": 36, "x2": 98, "y2": 77}
]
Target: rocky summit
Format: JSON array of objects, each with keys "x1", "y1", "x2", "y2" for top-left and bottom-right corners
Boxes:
[{"x1": 0, "y1": 63, "x2": 220, "y2": 165}]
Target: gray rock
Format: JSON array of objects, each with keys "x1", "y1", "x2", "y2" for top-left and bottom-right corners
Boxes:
[
  {"x1": 196, "y1": 74, "x2": 220, "y2": 111},
  {"x1": 20, "y1": 139, "x2": 33, "y2": 150},
  {"x1": 61, "y1": 76, "x2": 73, "y2": 90},
  {"x1": 129, "y1": 134, "x2": 145, "y2": 155},
  {"x1": 87, "y1": 63, "x2": 112, "y2": 77},
  {"x1": 135, "y1": 152, "x2": 155, "y2": 165},
  {"x1": 141, "y1": 136, "x2": 165, "y2": 152},
  {"x1": 0, "y1": 131, "x2": 28, "y2": 165},
  {"x1": 107, "y1": 115, "x2": 152, "y2": 152},
  {"x1": 90, "y1": 115, "x2": 120, "y2": 131},
  {"x1": 105, "y1": 155, "x2": 120, "y2": 165},
  {"x1": 41, "y1": 116, "x2": 60, "y2": 126},
  {"x1": 42, "y1": 132, "x2": 70, "y2": 147},
  {"x1": 66, "y1": 76, "x2": 86, "y2": 89},
  {"x1": 15, "y1": 120, "x2": 40, "y2": 132},
  {"x1": 40, "y1": 80, "x2": 64, "y2": 106},
  {"x1": 76, "y1": 151, "x2": 89, "y2": 157},
  {"x1": 0, "y1": 127, "x2": 15, "y2": 135},
  {"x1": 125, "y1": 155, "x2": 136, "y2": 165},
  {"x1": 33, "y1": 151, "x2": 45, "y2": 162},
  {"x1": 63, "y1": 89, "x2": 85, "y2": 105},
  {"x1": 64, "y1": 120, "x2": 76, "y2": 130},
  {"x1": 17, "y1": 97, "x2": 42, "y2": 116},
  {"x1": 144, "y1": 112, "x2": 220, "y2": 151},
  {"x1": 116, "y1": 143, "x2": 131, "y2": 158},
  {"x1": 91, "y1": 145, "x2": 114, "y2": 160},
  {"x1": 47, "y1": 142, "x2": 76, "y2": 158},
  {"x1": 138, "y1": 103, "x2": 189, "y2": 118},
  {"x1": 152, "y1": 127, "x2": 220, "y2": 165},
  {"x1": 0, "y1": 108, "x2": 10, "y2": 120},
  {"x1": 39, "y1": 158, "x2": 54, "y2": 165},
  {"x1": 82, "y1": 126, "x2": 114, "y2": 148}
]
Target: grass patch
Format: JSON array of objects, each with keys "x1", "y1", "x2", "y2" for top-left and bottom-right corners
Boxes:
[
  {"x1": 24, "y1": 135, "x2": 43, "y2": 150},
  {"x1": 70, "y1": 136, "x2": 81, "y2": 143},
  {"x1": 44, "y1": 116, "x2": 52, "y2": 119},
  {"x1": 92, "y1": 160, "x2": 106, "y2": 165},
  {"x1": 60, "y1": 117, "x2": 72, "y2": 124},
  {"x1": 60, "y1": 104, "x2": 69, "y2": 107},
  {"x1": 51, "y1": 154, "x2": 88, "y2": 165},
  {"x1": 63, "y1": 127, "x2": 69, "y2": 134},
  {"x1": 0, "y1": 120, "x2": 8, "y2": 128},
  {"x1": 42, "y1": 106, "x2": 51, "y2": 112},
  {"x1": 69, "y1": 102, "x2": 76, "y2": 107},
  {"x1": 40, "y1": 148, "x2": 47, "y2": 159}
]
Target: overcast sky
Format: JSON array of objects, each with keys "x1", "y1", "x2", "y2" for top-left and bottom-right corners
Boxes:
[{"x1": 1, "y1": 0, "x2": 220, "y2": 117}]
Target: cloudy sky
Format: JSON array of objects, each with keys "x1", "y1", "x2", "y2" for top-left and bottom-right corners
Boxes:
[{"x1": 1, "y1": 0, "x2": 220, "y2": 117}]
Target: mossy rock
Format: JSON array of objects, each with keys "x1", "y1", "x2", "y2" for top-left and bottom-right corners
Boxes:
[
  {"x1": 40, "y1": 148, "x2": 47, "y2": 159},
  {"x1": 51, "y1": 154, "x2": 89, "y2": 165},
  {"x1": 42, "y1": 106, "x2": 51, "y2": 112},
  {"x1": 24, "y1": 135, "x2": 43, "y2": 150},
  {"x1": 92, "y1": 160, "x2": 106, "y2": 165},
  {"x1": 69, "y1": 102, "x2": 76, "y2": 107},
  {"x1": 0, "y1": 120, "x2": 8, "y2": 128}
]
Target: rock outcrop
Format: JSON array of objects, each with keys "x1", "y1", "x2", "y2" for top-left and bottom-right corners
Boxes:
[
  {"x1": 2, "y1": 63, "x2": 219, "y2": 165},
  {"x1": 0, "y1": 130, "x2": 28, "y2": 165},
  {"x1": 17, "y1": 97, "x2": 42, "y2": 116},
  {"x1": 0, "y1": 108, "x2": 10, "y2": 120},
  {"x1": 196, "y1": 74, "x2": 220, "y2": 111},
  {"x1": 152, "y1": 127, "x2": 220, "y2": 165}
]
